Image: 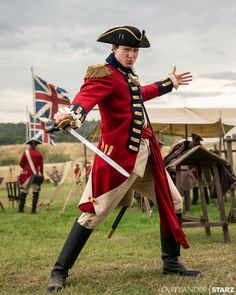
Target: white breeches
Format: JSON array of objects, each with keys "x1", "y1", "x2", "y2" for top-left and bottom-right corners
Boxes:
[
  {"x1": 21, "y1": 178, "x2": 40, "y2": 193},
  {"x1": 77, "y1": 162, "x2": 182, "y2": 229}
]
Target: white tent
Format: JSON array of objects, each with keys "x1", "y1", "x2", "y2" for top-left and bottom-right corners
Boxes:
[
  {"x1": 145, "y1": 105, "x2": 236, "y2": 137},
  {"x1": 144, "y1": 75, "x2": 236, "y2": 132}
]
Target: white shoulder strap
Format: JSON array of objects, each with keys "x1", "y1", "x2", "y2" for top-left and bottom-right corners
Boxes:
[{"x1": 25, "y1": 149, "x2": 37, "y2": 174}]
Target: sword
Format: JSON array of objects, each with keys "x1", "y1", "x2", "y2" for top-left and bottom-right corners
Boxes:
[{"x1": 46, "y1": 122, "x2": 130, "y2": 178}]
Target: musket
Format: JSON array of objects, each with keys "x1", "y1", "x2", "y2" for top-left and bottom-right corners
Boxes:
[
  {"x1": 46, "y1": 121, "x2": 130, "y2": 178},
  {"x1": 108, "y1": 206, "x2": 128, "y2": 238}
]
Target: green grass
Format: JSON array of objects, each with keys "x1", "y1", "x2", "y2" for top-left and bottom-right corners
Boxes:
[{"x1": 0, "y1": 185, "x2": 236, "y2": 295}]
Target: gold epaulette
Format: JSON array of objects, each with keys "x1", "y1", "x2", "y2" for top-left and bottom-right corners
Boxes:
[{"x1": 84, "y1": 63, "x2": 113, "y2": 79}]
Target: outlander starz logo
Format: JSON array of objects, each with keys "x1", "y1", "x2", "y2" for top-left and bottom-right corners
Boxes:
[
  {"x1": 158, "y1": 286, "x2": 207, "y2": 293},
  {"x1": 157, "y1": 286, "x2": 235, "y2": 294},
  {"x1": 211, "y1": 286, "x2": 235, "y2": 293}
]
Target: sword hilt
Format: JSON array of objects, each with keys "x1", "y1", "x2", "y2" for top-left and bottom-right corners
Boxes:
[
  {"x1": 46, "y1": 119, "x2": 77, "y2": 134},
  {"x1": 46, "y1": 123, "x2": 60, "y2": 133}
]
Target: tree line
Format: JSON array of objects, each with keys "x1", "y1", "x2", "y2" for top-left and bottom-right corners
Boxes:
[
  {"x1": 0, "y1": 120, "x2": 99, "y2": 145},
  {"x1": 0, "y1": 121, "x2": 177, "y2": 146}
]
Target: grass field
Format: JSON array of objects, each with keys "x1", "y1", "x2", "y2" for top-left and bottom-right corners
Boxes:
[{"x1": 0, "y1": 183, "x2": 236, "y2": 295}]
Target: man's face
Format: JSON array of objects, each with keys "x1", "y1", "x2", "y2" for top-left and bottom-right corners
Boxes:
[
  {"x1": 30, "y1": 142, "x2": 38, "y2": 149},
  {"x1": 113, "y1": 45, "x2": 139, "y2": 68}
]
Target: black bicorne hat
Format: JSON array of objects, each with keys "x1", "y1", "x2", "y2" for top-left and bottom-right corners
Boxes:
[
  {"x1": 97, "y1": 26, "x2": 150, "y2": 48},
  {"x1": 25, "y1": 138, "x2": 42, "y2": 145}
]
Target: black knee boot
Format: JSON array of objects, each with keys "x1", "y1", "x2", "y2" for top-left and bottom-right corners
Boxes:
[
  {"x1": 18, "y1": 192, "x2": 27, "y2": 213},
  {"x1": 47, "y1": 220, "x2": 93, "y2": 292},
  {"x1": 161, "y1": 215, "x2": 201, "y2": 276},
  {"x1": 191, "y1": 187, "x2": 199, "y2": 205},
  {"x1": 31, "y1": 192, "x2": 39, "y2": 214}
]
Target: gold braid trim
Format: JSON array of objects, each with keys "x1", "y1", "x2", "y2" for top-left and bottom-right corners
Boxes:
[{"x1": 84, "y1": 63, "x2": 113, "y2": 79}]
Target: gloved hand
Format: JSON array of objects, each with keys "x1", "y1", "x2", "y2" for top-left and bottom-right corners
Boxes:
[{"x1": 54, "y1": 106, "x2": 82, "y2": 134}]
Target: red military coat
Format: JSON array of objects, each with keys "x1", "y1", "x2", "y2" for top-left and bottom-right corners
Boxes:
[
  {"x1": 19, "y1": 148, "x2": 44, "y2": 185},
  {"x1": 71, "y1": 53, "x2": 173, "y2": 212},
  {"x1": 74, "y1": 166, "x2": 81, "y2": 178}
]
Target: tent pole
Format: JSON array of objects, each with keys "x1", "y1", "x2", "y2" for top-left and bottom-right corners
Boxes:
[{"x1": 185, "y1": 124, "x2": 188, "y2": 140}]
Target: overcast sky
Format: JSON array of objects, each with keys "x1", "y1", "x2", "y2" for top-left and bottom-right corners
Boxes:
[{"x1": 1, "y1": 0, "x2": 236, "y2": 123}]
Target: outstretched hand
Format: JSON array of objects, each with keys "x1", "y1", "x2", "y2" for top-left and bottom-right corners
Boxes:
[{"x1": 172, "y1": 66, "x2": 192, "y2": 86}]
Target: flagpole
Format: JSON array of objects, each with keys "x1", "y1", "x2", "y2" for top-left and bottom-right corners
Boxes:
[
  {"x1": 31, "y1": 65, "x2": 36, "y2": 139},
  {"x1": 26, "y1": 106, "x2": 29, "y2": 141},
  {"x1": 31, "y1": 66, "x2": 36, "y2": 114}
]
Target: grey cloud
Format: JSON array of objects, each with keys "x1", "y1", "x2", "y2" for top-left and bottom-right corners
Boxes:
[
  {"x1": 0, "y1": 22, "x2": 21, "y2": 34},
  {"x1": 0, "y1": 0, "x2": 236, "y2": 123},
  {"x1": 201, "y1": 47, "x2": 227, "y2": 57},
  {"x1": 0, "y1": 107, "x2": 24, "y2": 113},
  {"x1": 201, "y1": 72, "x2": 236, "y2": 80},
  {"x1": 223, "y1": 82, "x2": 236, "y2": 88},
  {"x1": 175, "y1": 91, "x2": 222, "y2": 97}
]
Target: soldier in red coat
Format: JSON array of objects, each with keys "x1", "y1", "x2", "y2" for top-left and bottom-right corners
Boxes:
[
  {"x1": 85, "y1": 162, "x2": 92, "y2": 177},
  {"x1": 74, "y1": 164, "x2": 81, "y2": 184},
  {"x1": 18, "y1": 138, "x2": 44, "y2": 214},
  {"x1": 47, "y1": 26, "x2": 200, "y2": 292}
]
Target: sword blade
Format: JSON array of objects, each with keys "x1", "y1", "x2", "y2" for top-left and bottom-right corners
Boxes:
[{"x1": 66, "y1": 127, "x2": 130, "y2": 178}]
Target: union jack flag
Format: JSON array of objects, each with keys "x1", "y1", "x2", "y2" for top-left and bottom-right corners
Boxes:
[
  {"x1": 28, "y1": 112, "x2": 55, "y2": 144},
  {"x1": 33, "y1": 75, "x2": 70, "y2": 120}
]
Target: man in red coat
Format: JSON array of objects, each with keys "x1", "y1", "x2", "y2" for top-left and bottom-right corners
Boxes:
[
  {"x1": 18, "y1": 138, "x2": 44, "y2": 214},
  {"x1": 74, "y1": 164, "x2": 81, "y2": 184},
  {"x1": 47, "y1": 26, "x2": 200, "y2": 292},
  {"x1": 85, "y1": 162, "x2": 92, "y2": 177}
]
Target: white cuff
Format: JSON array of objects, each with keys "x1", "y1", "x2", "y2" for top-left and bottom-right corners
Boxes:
[
  {"x1": 70, "y1": 112, "x2": 82, "y2": 128},
  {"x1": 54, "y1": 107, "x2": 82, "y2": 128},
  {"x1": 168, "y1": 73, "x2": 178, "y2": 90}
]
